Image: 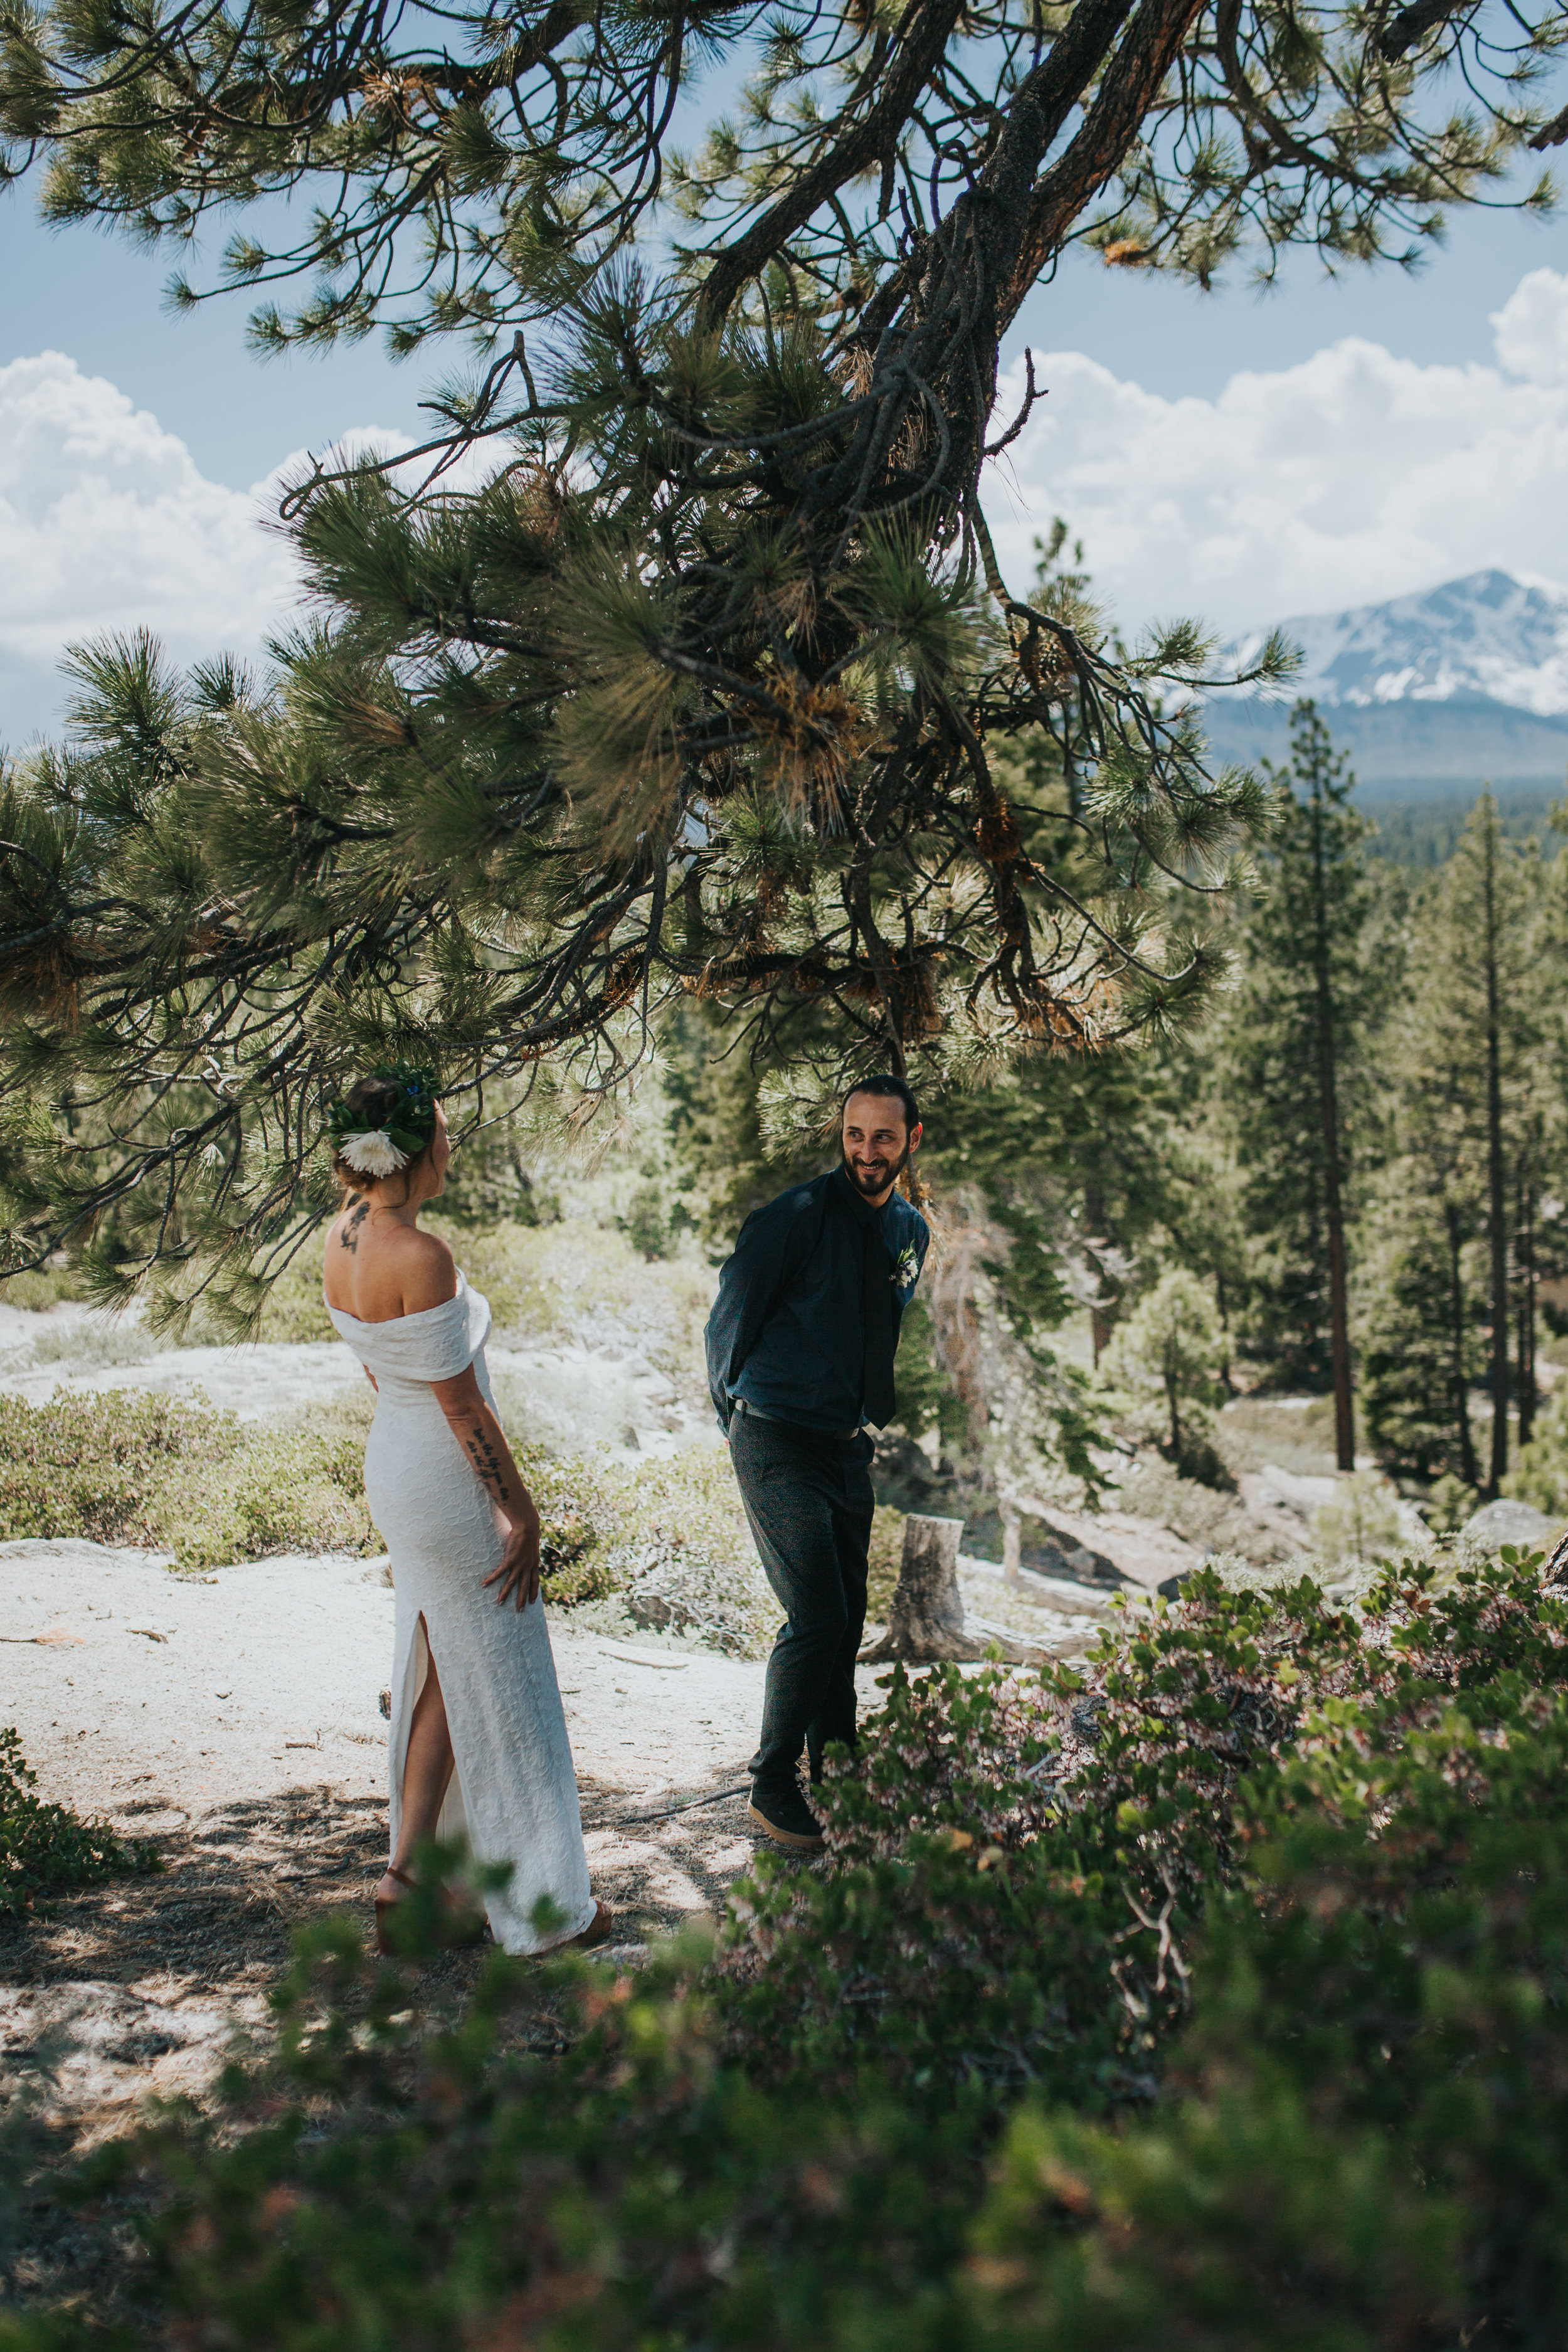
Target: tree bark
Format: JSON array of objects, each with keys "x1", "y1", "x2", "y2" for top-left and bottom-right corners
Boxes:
[
  {"x1": 1517, "y1": 1165, "x2": 1537, "y2": 1449},
  {"x1": 1002, "y1": 1505, "x2": 1023, "y2": 1588},
  {"x1": 1448, "y1": 1200, "x2": 1480, "y2": 1491},
  {"x1": 859, "y1": 1514, "x2": 1034, "y2": 1662},
  {"x1": 1308, "y1": 767, "x2": 1355, "y2": 1472},
  {"x1": 1483, "y1": 812, "x2": 1510, "y2": 1496},
  {"x1": 1083, "y1": 1176, "x2": 1114, "y2": 1366}
]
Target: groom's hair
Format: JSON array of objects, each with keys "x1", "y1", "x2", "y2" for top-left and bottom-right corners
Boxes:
[{"x1": 841, "y1": 1073, "x2": 919, "y2": 1133}]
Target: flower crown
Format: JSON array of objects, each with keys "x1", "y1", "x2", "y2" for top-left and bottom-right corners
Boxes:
[{"x1": 326, "y1": 1064, "x2": 438, "y2": 1180}]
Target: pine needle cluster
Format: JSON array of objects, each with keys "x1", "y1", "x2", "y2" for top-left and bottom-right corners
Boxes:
[{"x1": 0, "y1": 0, "x2": 1559, "y2": 1293}]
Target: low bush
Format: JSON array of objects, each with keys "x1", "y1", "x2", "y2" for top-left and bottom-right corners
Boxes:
[
  {"x1": 574, "y1": 1446, "x2": 775, "y2": 1650},
  {"x1": 425, "y1": 1212, "x2": 716, "y2": 1390},
  {"x1": 17, "y1": 1554, "x2": 1568, "y2": 2349},
  {"x1": 0, "y1": 1386, "x2": 764, "y2": 1627},
  {"x1": 0, "y1": 1389, "x2": 376, "y2": 1569},
  {"x1": 1110, "y1": 1449, "x2": 1272, "y2": 1557},
  {"x1": 0, "y1": 1728, "x2": 158, "y2": 1917}
]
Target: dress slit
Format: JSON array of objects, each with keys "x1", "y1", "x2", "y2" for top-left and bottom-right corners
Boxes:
[
  {"x1": 327, "y1": 1271, "x2": 594, "y2": 1954},
  {"x1": 391, "y1": 1611, "x2": 470, "y2": 1855}
]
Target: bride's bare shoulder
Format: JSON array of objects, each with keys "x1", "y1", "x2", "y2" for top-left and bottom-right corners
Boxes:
[
  {"x1": 322, "y1": 1207, "x2": 455, "y2": 1317},
  {"x1": 395, "y1": 1225, "x2": 457, "y2": 1314}
]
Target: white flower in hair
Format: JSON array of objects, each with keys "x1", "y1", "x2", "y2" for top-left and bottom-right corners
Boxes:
[{"x1": 339, "y1": 1128, "x2": 410, "y2": 1178}]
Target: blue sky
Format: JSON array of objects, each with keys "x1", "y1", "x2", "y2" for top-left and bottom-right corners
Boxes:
[
  {"x1": 4, "y1": 135, "x2": 1568, "y2": 741},
  {"x1": 6, "y1": 179, "x2": 1558, "y2": 490}
]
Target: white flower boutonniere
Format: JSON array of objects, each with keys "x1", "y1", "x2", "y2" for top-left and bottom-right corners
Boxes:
[{"x1": 889, "y1": 1242, "x2": 920, "y2": 1290}]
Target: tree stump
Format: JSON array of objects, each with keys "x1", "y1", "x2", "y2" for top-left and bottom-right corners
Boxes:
[
  {"x1": 859, "y1": 1514, "x2": 1036, "y2": 1664},
  {"x1": 1546, "y1": 1527, "x2": 1568, "y2": 1587}
]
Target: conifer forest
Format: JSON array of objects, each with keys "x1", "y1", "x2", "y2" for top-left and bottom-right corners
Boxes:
[{"x1": 6, "y1": 0, "x2": 1568, "y2": 2339}]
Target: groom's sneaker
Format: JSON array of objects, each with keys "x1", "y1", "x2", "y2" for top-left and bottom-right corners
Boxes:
[{"x1": 748, "y1": 1782, "x2": 825, "y2": 1853}]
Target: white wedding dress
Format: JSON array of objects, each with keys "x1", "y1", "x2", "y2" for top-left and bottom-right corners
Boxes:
[{"x1": 326, "y1": 1272, "x2": 595, "y2": 1954}]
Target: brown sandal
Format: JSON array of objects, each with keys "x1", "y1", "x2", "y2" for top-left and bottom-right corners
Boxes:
[
  {"x1": 374, "y1": 1863, "x2": 489, "y2": 1956},
  {"x1": 374, "y1": 1863, "x2": 415, "y2": 1956},
  {"x1": 547, "y1": 1900, "x2": 617, "y2": 1956}
]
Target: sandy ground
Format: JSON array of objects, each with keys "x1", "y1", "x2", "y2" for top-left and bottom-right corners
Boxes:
[
  {"x1": 0, "y1": 1288, "x2": 1271, "y2": 2209},
  {"x1": 0, "y1": 1522, "x2": 1118, "y2": 2159},
  {"x1": 0, "y1": 1535, "x2": 891, "y2": 2155}
]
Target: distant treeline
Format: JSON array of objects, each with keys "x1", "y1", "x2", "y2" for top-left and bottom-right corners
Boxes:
[
  {"x1": 1364, "y1": 791, "x2": 1562, "y2": 867},
  {"x1": 662, "y1": 704, "x2": 1568, "y2": 1523}
]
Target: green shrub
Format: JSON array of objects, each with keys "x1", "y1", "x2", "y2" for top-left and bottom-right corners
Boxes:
[
  {"x1": 0, "y1": 1728, "x2": 158, "y2": 1916},
  {"x1": 0, "y1": 1388, "x2": 378, "y2": 1569},
  {"x1": 0, "y1": 1389, "x2": 236, "y2": 1550},
  {"x1": 57, "y1": 1919, "x2": 977, "y2": 2352},
  {"x1": 0, "y1": 1263, "x2": 94, "y2": 1312},
  {"x1": 1308, "y1": 1468, "x2": 1403, "y2": 1566},
  {"x1": 171, "y1": 1408, "x2": 379, "y2": 1564},
  {"x1": 0, "y1": 1383, "x2": 758, "y2": 1616},
  {"x1": 1507, "y1": 1384, "x2": 1568, "y2": 1515},
  {"x1": 970, "y1": 2067, "x2": 1458, "y2": 2351},
  {"x1": 723, "y1": 1567, "x2": 1369, "y2": 2110},
  {"x1": 25, "y1": 1553, "x2": 1568, "y2": 2350},
  {"x1": 425, "y1": 1212, "x2": 714, "y2": 1382},
  {"x1": 970, "y1": 1563, "x2": 1568, "y2": 2349}
]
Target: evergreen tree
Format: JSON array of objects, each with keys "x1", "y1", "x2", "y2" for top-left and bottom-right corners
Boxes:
[
  {"x1": 1359, "y1": 795, "x2": 1545, "y2": 1494},
  {"x1": 1222, "y1": 704, "x2": 1396, "y2": 1461},
  {"x1": 1359, "y1": 1178, "x2": 1486, "y2": 1486},
  {"x1": 1103, "y1": 1265, "x2": 1228, "y2": 1472},
  {"x1": 0, "y1": 0, "x2": 1552, "y2": 1295}
]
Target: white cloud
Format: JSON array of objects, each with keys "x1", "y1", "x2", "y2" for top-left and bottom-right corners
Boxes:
[
  {"x1": 12, "y1": 272, "x2": 1568, "y2": 741},
  {"x1": 983, "y1": 267, "x2": 1568, "y2": 633},
  {"x1": 0, "y1": 353, "x2": 416, "y2": 744},
  {"x1": 1490, "y1": 267, "x2": 1568, "y2": 386}
]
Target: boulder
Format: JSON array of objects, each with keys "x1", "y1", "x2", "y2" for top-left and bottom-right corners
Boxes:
[{"x1": 1462, "y1": 1497, "x2": 1558, "y2": 1553}]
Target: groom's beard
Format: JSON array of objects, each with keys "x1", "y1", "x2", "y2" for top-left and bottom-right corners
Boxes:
[{"x1": 842, "y1": 1140, "x2": 908, "y2": 1199}]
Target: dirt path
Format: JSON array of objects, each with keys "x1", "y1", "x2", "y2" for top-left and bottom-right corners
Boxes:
[{"x1": 0, "y1": 1537, "x2": 886, "y2": 2168}]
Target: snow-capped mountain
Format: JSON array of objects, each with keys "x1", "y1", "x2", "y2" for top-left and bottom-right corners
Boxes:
[
  {"x1": 1206, "y1": 569, "x2": 1568, "y2": 804},
  {"x1": 1236, "y1": 569, "x2": 1568, "y2": 719}
]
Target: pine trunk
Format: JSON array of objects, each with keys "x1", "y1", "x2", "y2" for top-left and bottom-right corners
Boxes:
[
  {"x1": 1517, "y1": 1168, "x2": 1537, "y2": 1449},
  {"x1": 1448, "y1": 1202, "x2": 1480, "y2": 1491},
  {"x1": 1084, "y1": 1175, "x2": 1113, "y2": 1365},
  {"x1": 1309, "y1": 773, "x2": 1355, "y2": 1473},
  {"x1": 1483, "y1": 817, "x2": 1509, "y2": 1497}
]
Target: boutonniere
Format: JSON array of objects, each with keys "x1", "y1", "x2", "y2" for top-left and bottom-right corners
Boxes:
[{"x1": 889, "y1": 1242, "x2": 919, "y2": 1288}]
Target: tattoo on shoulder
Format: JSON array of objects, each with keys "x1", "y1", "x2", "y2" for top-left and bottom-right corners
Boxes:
[{"x1": 338, "y1": 1200, "x2": 372, "y2": 1254}]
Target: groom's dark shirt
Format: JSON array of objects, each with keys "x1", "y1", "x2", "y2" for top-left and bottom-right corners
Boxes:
[{"x1": 704, "y1": 1167, "x2": 929, "y2": 1436}]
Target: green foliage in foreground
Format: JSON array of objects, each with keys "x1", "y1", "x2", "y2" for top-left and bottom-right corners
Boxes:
[
  {"x1": 9, "y1": 1554, "x2": 1568, "y2": 2349},
  {"x1": 0, "y1": 1728, "x2": 157, "y2": 1918}
]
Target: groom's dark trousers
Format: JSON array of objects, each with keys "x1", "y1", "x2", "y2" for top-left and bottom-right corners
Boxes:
[
  {"x1": 705, "y1": 1164, "x2": 928, "y2": 1803},
  {"x1": 729, "y1": 1407, "x2": 875, "y2": 1794}
]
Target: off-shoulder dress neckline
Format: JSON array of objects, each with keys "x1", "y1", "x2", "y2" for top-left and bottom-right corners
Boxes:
[{"x1": 324, "y1": 1269, "x2": 471, "y2": 1330}]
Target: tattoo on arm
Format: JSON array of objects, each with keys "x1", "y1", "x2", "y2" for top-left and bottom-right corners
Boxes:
[{"x1": 464, "y1": 1420, "x2": 511, "y2": 1505}]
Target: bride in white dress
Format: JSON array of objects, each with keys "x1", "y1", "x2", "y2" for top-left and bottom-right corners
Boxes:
[{"x1": 320, "y1": 1066, "x2": 611, "y2": 1957}]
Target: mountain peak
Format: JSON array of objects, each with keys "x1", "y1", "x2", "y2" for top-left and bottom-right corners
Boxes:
[{"x1": 1235, "y1": 569, "x2": 1568, "y2": 719}]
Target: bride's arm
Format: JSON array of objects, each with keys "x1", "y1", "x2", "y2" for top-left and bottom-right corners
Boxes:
[{"x1": 429, "y1": 1363, "x2": 543, "y2": 1609}]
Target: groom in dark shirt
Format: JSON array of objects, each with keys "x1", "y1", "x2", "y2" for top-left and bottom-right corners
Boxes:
[{"x1": 705, "y1": 1076, "x2": 930, "y2": 1851}]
